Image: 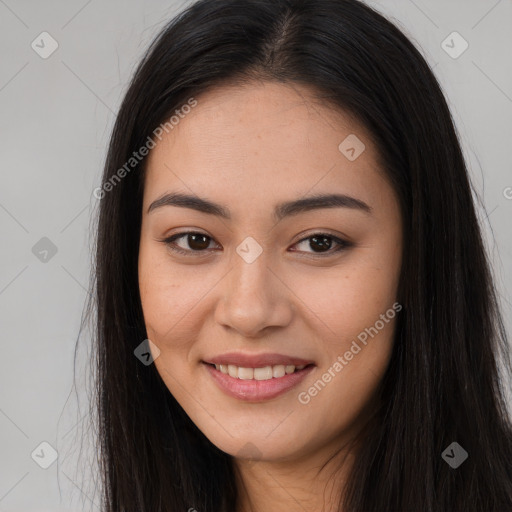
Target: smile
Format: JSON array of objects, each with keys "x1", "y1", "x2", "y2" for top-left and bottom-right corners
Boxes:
[
  {"x1": 212, "y1": 363, "x2": 307, "y2": 380},
  {"x1": 203, "y1": 362, "x2": 315, "y2": 402}
]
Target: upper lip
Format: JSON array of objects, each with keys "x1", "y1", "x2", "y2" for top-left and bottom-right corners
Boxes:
[{"x1": 203, "y1": 352, "x2": 315, "y2": 368}]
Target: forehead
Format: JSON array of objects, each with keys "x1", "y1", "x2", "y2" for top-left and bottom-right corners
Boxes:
[{"x1": 143, "y1": 81, "x2": 389, "y2": 215}]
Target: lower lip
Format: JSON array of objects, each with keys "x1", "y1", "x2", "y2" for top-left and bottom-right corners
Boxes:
[{"x1": 203, "y1": 363, "x2": 315, "y2": 402}]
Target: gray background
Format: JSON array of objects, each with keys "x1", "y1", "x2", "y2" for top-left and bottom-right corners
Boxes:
[{"x1": 0, "y1": 0, "x2": 511, "y2": 510}]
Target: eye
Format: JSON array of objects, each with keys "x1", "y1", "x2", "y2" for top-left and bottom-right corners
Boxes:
[
  {"x1": 160, "y1": 231, "x2": 351, "y2": 258},
  {"x1": 161, "y1": 231, "x2": 219, "y2": 256},
  {"x1": 291, "y1": 233, "x2": 352, "y2": 256}
]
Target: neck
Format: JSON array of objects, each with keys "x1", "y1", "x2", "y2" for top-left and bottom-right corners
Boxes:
[{"x1": 233, "y1": 434, "x2": 358, "y2": 512}]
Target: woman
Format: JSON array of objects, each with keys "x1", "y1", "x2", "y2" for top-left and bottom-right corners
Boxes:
[{"x1": 86, "y1": 0, "x2": 512, "y2": 510}]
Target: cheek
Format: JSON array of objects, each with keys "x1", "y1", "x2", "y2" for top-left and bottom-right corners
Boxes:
[
  {"x1": 289, "y1": 242, "x2": 400, "y2": 413},
  {"x1": 138, "y1": 247, "x2": 209, "y2": 401},
  {"x1": 295, "y1": 268, "x2": 397, "y2": 399},
  {"x1": 292, "y1": 255, "x2": 400, "y2": 350},
  {"x1": 138, "y1": 243, "x2": 203, "y2": 349},
  {"x1": 292, "y1": 267, "x2": 399, "y2": 444}
]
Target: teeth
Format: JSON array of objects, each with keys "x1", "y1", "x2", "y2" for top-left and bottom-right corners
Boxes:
[
  {"x1": 272, "y1": 365, "x2": 285, "y2": 378},
  {"x1": 213, "y1": 363, "x2": 309, "y2": 380},
  {"x1": 238, "y1": 367, "x2": 254, "y2": 380},
  {"x1": 254, "y1": 366, "x2": 273, "y2": 380}
]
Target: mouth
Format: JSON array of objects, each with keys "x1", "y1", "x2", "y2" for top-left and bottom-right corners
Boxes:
[
  {"x1": 202, "y1": 361, "x2": 316, "y2": 402},
  {"x1": 203, "y1": 361, "x2": 315, "y2": 380}
]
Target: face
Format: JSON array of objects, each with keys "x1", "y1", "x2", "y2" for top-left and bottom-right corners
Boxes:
[{"x1": 138, "y1": 81, "x2": 402, "y2": 464}]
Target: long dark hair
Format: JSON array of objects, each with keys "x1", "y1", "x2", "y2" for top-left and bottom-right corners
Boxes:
[{"x1": 82, "y1": 0, "x2": 512, "y2": 510}]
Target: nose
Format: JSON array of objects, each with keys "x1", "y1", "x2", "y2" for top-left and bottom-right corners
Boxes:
[{"x1": 214, "y1": 250, "x2": 293, "y2": 338}]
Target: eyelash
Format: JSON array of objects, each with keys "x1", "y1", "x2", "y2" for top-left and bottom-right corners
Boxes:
[{"x1": 160, "y1": 231, "x2": 352, "y2": 258}]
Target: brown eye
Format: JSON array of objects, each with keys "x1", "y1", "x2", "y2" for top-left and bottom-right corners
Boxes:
[
  {"x1": 291, "y1": 233, "x2": 351, "y2": 256},
  {"x1": 162, "y1": 232, "x2": 217, "y2": 256},
  {"x1": 308, "y1": 235, "x2": 334, "y2": 252},
  {"x1": 184, "y1": 233, "x2": 211, "y2": 251}
]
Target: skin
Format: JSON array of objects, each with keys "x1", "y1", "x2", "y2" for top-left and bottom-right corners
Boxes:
[{"x1": 138, "y1": 81, "x2": 403, "y2": 512}]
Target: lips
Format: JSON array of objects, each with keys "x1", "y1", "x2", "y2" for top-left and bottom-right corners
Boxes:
[
  {"x1": 203, "y1": 362, "x2": 315, "y2": 402},
  {"x1": 203, "y1": 352, "x2": 315, "y2": 368}
]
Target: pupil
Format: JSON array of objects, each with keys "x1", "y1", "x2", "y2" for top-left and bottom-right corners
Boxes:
[
  {"x1": 189, "y1": 234, "x2": 210, "y2": 250},
  {"x1": 310, "y1": 236, "x2": 331, "y2": 252}
]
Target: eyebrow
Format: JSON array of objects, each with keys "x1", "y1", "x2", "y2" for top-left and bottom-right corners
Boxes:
[{"x1": 147, "y1": 191, "x2": 372, "y2": 221}]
